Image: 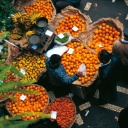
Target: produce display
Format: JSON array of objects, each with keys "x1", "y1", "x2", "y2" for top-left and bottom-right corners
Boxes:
[
  {"x1": 12, "y1": 52, "x2": 46, "y2": 80},
  {"x1": 24, "y1": 0, "x2": 53, "y2": 21},
  {"x1": 87, "y1": 23, "x2": 120, "y2": 53},
  {"x1": 10, "y1": 12, "x2": 40, "y2": 40},
  {"x1": 0, "y1": 92, "x2": 13, "y2": 102},
  {"x1": 55, "y1": 33, "x2": 70, "y2": 43},
  {"x1": 0, "y1": 42, "x2": 8, "y2": 63},
  {"x1": 3, "y1": 72, "x2": 18, "y2": 82},
  {"x1": 6, "y1": 84, "x2": 49, "y2": 120},
  {"x1": 45, "y1": 97, "x2": 76, "y2": 128},
  {"x1": 56, "y1": 13, "x2": 86, "y2": 37},
  {"x1": 61, "y1": 41, "x2": 100, "y2": 84}
]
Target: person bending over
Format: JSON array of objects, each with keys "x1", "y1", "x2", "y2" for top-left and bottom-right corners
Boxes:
[{"x1": 45, "y1": 54, "x2": 83, "y2": 97}]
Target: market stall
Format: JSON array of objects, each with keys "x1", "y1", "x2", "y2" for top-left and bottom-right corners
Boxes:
[{"x1": 0, "y1": 0, "x2": 125, "y2": 127}]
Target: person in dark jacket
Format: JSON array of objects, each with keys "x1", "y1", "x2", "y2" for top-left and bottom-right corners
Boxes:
[
  {"x1": 96, "y1": 50, "x2": 121, "y2": 105},
  {"x1": 112, "y1": 28, "x2": 128, "y2": 82},
  {"x1": 117, "y1": 107, "x2": 128, "y2": 128},
  {"x1": 45, "y1": 54, "x2": 83, "y2": 97},
  {"x1": 52, "y1": 0, "x2": 81, "y2": 13}
]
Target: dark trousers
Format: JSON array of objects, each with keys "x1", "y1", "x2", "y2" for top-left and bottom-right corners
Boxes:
[
  {"x1": 98, "y1": 82, "x2": 117, "y2": 104},
  {"x1": 52, "y1": 84, "x2": 71, "y2": 98},
  {"x1": 121, "y1": 65, "x2": 128, "y2": 83}
]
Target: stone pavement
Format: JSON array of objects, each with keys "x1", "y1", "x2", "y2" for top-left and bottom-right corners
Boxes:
[{"x1": 79, "y1": 0, "x2": 128, "y2": 28}]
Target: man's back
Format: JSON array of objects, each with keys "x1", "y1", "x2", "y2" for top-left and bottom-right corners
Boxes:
[{"x1": 113, "y1": 39, "x2": 128, "y2": 66}]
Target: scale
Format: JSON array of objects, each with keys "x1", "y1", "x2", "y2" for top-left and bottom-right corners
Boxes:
[{"x1": 27, "y1": 17, "x2": 56, "y2": 54}]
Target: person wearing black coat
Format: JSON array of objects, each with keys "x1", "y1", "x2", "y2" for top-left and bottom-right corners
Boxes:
[
  {"x1": 118, "y1": 107, "x2": 128, "y2": 128},
  {"x1": 96, "y1": 49, "x2": 121, "y2": 105}
]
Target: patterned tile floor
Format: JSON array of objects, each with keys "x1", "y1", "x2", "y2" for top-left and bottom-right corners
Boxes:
[{"x1": 47, "y1": 84, "x2": 128, "y2": 128}]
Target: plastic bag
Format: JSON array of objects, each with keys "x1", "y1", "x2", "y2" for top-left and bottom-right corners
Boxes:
[{"x1": 78, "y1": 63, "x2": 86, "y2": 76}]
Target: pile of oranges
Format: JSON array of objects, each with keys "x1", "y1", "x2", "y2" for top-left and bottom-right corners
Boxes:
[
  {"x1": 24, "y1": 0, "x2": 53, "y2": 20},
  {"x1": 56, "y1": 13, "x2": 86, "y2": 37},
  {"x1": 6, "y1": 84, "x2": 49, "y2": 120},
  {"x1": 61, "y1": 41, "x2": 100, "y2": 84},
  {"x1": 87, "y1": 23, "x2": 120, "y2": 53}
]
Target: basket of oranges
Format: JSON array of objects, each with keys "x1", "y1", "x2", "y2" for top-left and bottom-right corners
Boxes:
[
  {"x1": 61, "y1": 38, "x2": 100, "y2": 87},
  {"x1": 83, "y1": 18, "x2": 124, "y2": 54},
  {"x1": 6, "y1": 84, "x2": 49, "y2": 120}
]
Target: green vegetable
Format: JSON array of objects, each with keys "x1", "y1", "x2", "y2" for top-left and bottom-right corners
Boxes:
[
  {"x1": 56, "y1": 33, "x2": 70, "y2": 43},
  {"x1": 0, "y1": 0, "x2": 18, "y2": 30},
  {"x1": 3, "y1": 48, "x2": 8, "y2": 52}
]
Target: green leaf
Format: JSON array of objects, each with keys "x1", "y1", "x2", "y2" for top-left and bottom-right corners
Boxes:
[
  {"x1": 12, "y1": 89, "x2": 40, "y2": 95},
  {"x1": 0, "y1": 79, "x2": 37, "y2": 92},
  {"x1": 10, "y1": 65, "x2": 24, "y2": 78}
]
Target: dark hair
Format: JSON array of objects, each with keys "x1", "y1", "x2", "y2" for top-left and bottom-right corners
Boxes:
[
  {"x1": 124, "y1": 28, "x2": 128, "y2": 38},
  {"x1": 50, "y1": 54, "x2": 61, "y2": 65},
  {"x1": 98, "y1": 50, "x2": 111, "y2": 63}
]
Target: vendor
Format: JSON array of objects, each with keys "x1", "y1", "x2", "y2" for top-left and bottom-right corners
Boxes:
[
  {"x1": 45, "y1": 54, "x2": 83, "y2": 97},
  {"x1": 52, "y1": 0, "x2": 81, "y2": 13},
  {"x1": 112, "y1": 28, "x2": 128, "y2": 83},
  {"x1": 95, "y1": 50, "x2": 121, "y2": 105}
]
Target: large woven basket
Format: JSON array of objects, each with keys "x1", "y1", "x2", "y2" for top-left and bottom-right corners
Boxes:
[
  {"x1": 62, "y1": 38, "x2": 98, "y2": 87},
  {"x1": 6, "y1": 84, "x2": 49, "y2": 118},
  {"x1": 79, "y1": 17, "x2": 124, "y2": 53},
  {"x1": 45, "y1": 97, "x2": 76, "y2": 128}
]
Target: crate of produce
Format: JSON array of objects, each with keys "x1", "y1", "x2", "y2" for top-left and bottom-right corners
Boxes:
[
  {"x1": 6, "y1": 84, "x2": 49, "y2": 120},
  {"x1": 45, "y1": 97, "x2": 76, "y2": 128}
]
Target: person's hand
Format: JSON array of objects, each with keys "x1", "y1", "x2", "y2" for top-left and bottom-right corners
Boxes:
[{"x1": 76, "y1": 71, "x2": 84, "y2": 77}]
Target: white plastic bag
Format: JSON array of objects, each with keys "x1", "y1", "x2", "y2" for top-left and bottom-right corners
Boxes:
[{"x1": 78, "y1": 63, "x2": 86, "y2": 76}]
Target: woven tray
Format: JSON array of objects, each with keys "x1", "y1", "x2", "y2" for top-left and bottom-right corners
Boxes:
[
  {"x1": 15, "y1": 0, "x2": 56, "y2": 22},
  {"x1": 62, "y1": 38, "x2": 98, "y2": 87},
  {"x1": 79, "y1": 18, "x2": 124, "y2": 53},
  {"x1": 6, "y1": 84, "x2": 49, "y2": 119},
  {"x1": 45, "y1": 97, "x2": 76, "y2": 128}
]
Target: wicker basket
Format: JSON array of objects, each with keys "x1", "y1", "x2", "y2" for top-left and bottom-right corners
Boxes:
[
  {"x1": 45, "y1": 97, "x2": 76, "y2": 128},
  {"x1": 79, "y1": 18, "x2": 124, "y2": 54},
  {"x1": 15, "y1": 0, "x2": 56, "y2": 22},
  {"x1": 62, "y1": 38, "x2": 99, "y2": 87},
  {"x1": 6, "y1": 50, "x2": 46, "y2": 80},
  {"x1": 6, "y1": 84, "x2": 49, "y2": 119}
]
